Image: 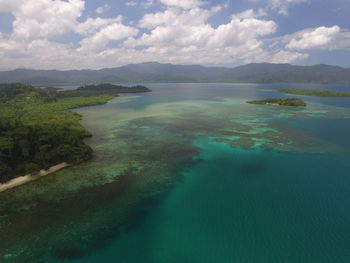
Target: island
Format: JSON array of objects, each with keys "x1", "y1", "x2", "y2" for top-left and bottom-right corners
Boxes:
[
  {"x1": 279, "y1": 88, "x2": 350, "y2": 97},
  {"x1": 0, "y1": 83, "x2": 151, "y2": 183},
  {"x1": 247, "y1": 98, "x2": 307, "y2": 107},
  {"x1": 58, "y1": 83, "x2": 151, "y2": 97}
]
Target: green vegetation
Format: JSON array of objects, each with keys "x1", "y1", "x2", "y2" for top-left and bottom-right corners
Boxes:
[
  {"x1": 0, "y1": 83, "x2": 57, "y2": 103},
  {"x1": 279, "y1": 88, "x2": 350, "y2": 97},
  {"x1": 0, "y1": 83, "x2": 150, "y2": 183},
  {"x1": 58, "y1": 83, "x2": 151, "y2": 98},
  {"x1": 247, "y1": 98, "x2": 306, "y2": 107}
]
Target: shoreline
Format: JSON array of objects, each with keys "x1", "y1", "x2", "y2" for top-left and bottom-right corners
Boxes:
[
  {"x1": 0, "y1": 162, "x2": 70, "y2": 193},
  {"x1": 0, "y1": 86, "x2": 151, "y2": 192}
]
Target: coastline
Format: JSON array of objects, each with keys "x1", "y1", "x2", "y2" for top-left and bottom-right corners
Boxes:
[
  {"x1": 0, "y1": 162, "x2": 70, "y2": 193},
  {"x1": 0, "y1": 95, "x2": 112, "y2": 186},
  {"x1": 0, "y1": 98, "x2": 113, "y2": 193}
]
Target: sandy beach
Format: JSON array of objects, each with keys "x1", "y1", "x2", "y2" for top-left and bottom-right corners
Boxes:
[{"x1": 0, "y1": 162, "x2": 70, "y2": 193}]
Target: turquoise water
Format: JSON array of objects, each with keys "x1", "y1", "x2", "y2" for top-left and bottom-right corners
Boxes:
[
  {"x1": 66, "y1": 139, "x2": 350, "y2": 263},
  {"x1": 1, "y1": 83, "x2": 350, "y2": 262}
]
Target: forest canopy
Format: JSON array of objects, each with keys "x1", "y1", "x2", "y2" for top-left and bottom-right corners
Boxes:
[
  {"x1": 279, "y1": 88, "x2": 350, "y2": 97},
  {"x1": 246, "y1": 98, "x2": 307, "y2": 107},
  {"x1": 0, "y1": 83, "x2": 150, "y2": 183}
]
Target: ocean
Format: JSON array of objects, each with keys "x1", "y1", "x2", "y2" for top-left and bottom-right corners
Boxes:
[{"x1": 1, "y1": 83, "x2": 350, "y2": 262}]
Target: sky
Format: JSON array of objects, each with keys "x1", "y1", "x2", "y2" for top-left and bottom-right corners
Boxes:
[{"x1": 0, "y1": 0, "x2": 349, "y2": 70}]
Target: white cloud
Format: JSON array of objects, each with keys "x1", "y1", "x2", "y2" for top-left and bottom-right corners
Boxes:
[
  {"x1": 0, "y1": 0, "x2": 140, "y2": 68},
  {"x1": 125, "y1": 1, "x2": 138, "y2": 7},
  {"x1": 334, "y1": 31, "x2": 350, "y2": 51},
  {"x1": 0, "y1": 0, "x2": 23, "y2": 12},
  {"x1": 79, "y1": 23, "x2": 138, "y2": 52},
  {"x1": 0, "y1": 37, "x2": 23, "y2": 58},
  {"x1": 211, "y1": 17, "x2": 277, "y2": 47},
  {"x1": 159, "y1": 0, "x2": 205, "y2": 9},
  {"x1": 142, "y1": 0, "x2": 155, "y2": 8},
  {"x1": 7, "y1": 0, "x2": 85, "y2": 40},
  {"x1": 126, "y1": 6, "x2": 279, "y2": 66},
  {"x1": 1, "y1": 0, "x2": 342, "y2": 70},
  {"x1": 233, "y1": 9, "x2": 267, "y2": 20},
  {"x1": 250, "y1": 50, "x2": 309, "y2": 63},
  {"x1": 0, "y1": 38, "x2": 77, "y2": 68},
  {"x1": 139, "y1": 6, "x2": 222, "y2": 29},
  {"x1": 0, "y1": 1, "x2": 304, "y2": 70},
  {"x1": 286, "y1": 26, "x2": 341, "y2": 50},
  {"x1": 75, "y1": 16, "x2": 123, "y2": 36},
  {"x1": 139, "y1": 6, "x2": 276, "y2": 48},
  {"x1": 96, "y1": 4, "x2": 111, "y2": 14},
  {"x1": 268, "y1": 0, "x2": 309, "y2": 15}
]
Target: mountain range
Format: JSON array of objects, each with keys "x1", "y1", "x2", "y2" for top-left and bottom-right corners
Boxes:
[{"x1": 0, "y1": 62, "x2": 349, "y2": 85}]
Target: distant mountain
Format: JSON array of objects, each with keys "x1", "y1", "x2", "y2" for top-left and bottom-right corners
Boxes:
[
  {"x1": 222, "y1": 63, "x2": 350, "y2": 84},
  {"x1": 0, "y1": 62, "x2": 349, "y2": 85}
]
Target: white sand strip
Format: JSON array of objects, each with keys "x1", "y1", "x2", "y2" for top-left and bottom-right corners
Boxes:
[{"x1": 0, "y1": 162, "x2": 70, "y2": 193}]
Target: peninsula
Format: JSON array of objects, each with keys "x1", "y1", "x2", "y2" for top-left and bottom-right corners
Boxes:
[
  {"x1": 279, "y1": 88, "x2": 350, "y2": 97},
  {"x1": 0, "y1": 83, "x2": 151, "y2": 183}
]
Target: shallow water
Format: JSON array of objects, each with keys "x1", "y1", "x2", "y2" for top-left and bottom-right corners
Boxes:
[{"x1": 1, "y1": 83, "x2": 350, "y2": 262}]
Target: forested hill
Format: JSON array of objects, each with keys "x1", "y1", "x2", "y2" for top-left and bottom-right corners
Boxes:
[{"x1": 0, "y1": 63, "x2": 349, "y2": 84}]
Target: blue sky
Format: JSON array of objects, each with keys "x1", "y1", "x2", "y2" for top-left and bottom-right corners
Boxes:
[{"x1": 0, "y1": 0, "x2": 349, "y2": 70}]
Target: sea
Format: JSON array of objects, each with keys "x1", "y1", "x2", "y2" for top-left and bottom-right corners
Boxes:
[{"x1": 1, "y1": 83, "x2": 350, "y2": 263}]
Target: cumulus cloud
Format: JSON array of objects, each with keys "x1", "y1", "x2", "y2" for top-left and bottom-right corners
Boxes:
[
  {"x1": 286, "y1": 26, "x2": 341, "y2": 50},
  {"x1": 75, "y1": 16, "x2": 123, "y2": 36},
  {"x1": 122, "y1": 4, "x2": 282, "y2": 66},
  {"x1": 159, "y1": 0, "x2": 205, "y2": 9},
  {"x1": 125, "y1": 1, "x2": 138, "y2": 7},
  {"x1": 79, "y1": 22, "x2": 138, "y2": 52},
  {"x1": 96, "y1": 4, "x2": 110, "y2": 14},
  {"x1": 268, "y1": 0, "x2": 309, "y2": 15},
  {"x1": 139, "y1": 5, "x2": 222, "y2": 29},
  {"x1": 233, "y1": 9, "x2": 267, "y2": 20},
  {"x1": 0, "y1": 0, "x2": 23, "y2": 12},
  {"x1": 0, "y1": 0, "x2": 344, "y2": 70},
  {"x1": 0, "y1": 0, "x2": 140, "y2": 68},
  {"x1": 6, "y1": 0, "x2": 85, "y2": 39}
]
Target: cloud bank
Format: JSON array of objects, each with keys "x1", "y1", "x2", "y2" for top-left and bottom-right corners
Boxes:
[{"x1": 0, "y1": 0, "x2": 348, "y2": 69}]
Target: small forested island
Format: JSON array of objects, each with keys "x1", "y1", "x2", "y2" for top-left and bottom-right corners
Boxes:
[
  {"x1": 0, "y1": 83, "x2": 150, "y2": 183},
  {"x1": 59, "y1": 83, "x2": 151, "y2": 97},
  {"x1": 247, "y1": 98, "x2": 307, "y2": 107},
  {"x1": 279, "y1": 88, "x2": 350, "y2": 97}
]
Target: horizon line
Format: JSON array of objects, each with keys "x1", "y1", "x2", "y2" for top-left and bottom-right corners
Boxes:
[{"x1": 0, "y1": 62, "x2": 349, "y2": 72}]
